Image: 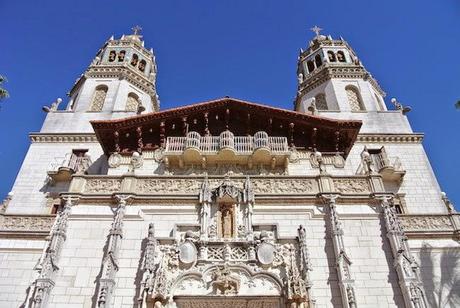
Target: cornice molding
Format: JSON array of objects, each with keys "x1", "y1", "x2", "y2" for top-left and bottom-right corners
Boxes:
[
  {"x1": 29, "y1": 132, "x2": 424, "y2": 145},
  {"x1": 356, "y1": 133, "x2": 424, "y2": 144},
  {"x1": 29, "y1": 133, "x2": 99, "y2": 143}
]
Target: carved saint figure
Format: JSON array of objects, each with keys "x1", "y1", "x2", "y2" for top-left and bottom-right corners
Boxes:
[
  {"x1": 216, "y1": 204, "x2": 235, "y2": 238},
  {"x1": 222, "y1": 204, "x2": 234, "y2": 238}
]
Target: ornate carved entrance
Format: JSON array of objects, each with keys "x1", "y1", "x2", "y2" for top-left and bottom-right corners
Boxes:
[{"x1": 138, "y1": 176, "x2": 314, "y2": 308}]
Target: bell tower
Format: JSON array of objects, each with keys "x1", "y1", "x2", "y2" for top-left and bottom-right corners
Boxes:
[
  {"x1": 66, "y1": 26, "x2": 159, "y2": 114},
  {"x1": 295, "y1": 27, "x2": 386, "y2": 114},
  {"x1": 40, "y1": 26, "x2": 160, "y2": 133}
]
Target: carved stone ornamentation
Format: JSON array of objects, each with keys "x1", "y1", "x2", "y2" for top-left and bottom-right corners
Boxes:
[
  {"x1": 108, "y1": 153, "x2": 122, "y2": 168},
  {"x1": 96, "y1": 195, "x2": 130, "y2": 308},
  {"x1": 0, "y1": 215, "x2": 55, "y2": 232},
  {"x1": 211, "y1": 265, "x2": 241, "y2": 295},
  {"x1": 86, "y1": 179, "x2": 122, "y2": 194},
  {"x1": 333, "y1": 178, "x2": 369, "y2": 194},
  {"x1": 30, "y1": 197, "x2": 75, "y2": 308},
  {"x1": 322, "y1": 194, "x2": 357, "y2": 308},
  {"x1": 399, "y1": 215, "x2": 453, "y2": 231},
  {"x1": 379, "y1": 195, "x2": 428, "y2": 308}
]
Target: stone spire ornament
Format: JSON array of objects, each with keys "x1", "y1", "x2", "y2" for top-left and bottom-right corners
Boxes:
[{"x1": 310, "y1": 25, "x2": 323, "y2": 37}]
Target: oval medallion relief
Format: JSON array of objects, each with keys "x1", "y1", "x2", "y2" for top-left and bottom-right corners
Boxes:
[
  {"x1": 257, "y1": 242, "x2": 276, "y2": 265},
  {"x1": 179, "y1": 241, "x2": 197, "y2": 264}
]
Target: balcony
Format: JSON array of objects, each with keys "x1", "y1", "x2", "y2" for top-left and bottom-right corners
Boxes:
[
  {"x1": 357, "y1": 149, "x2": 405, "y2": 182},
  {"x1": 164, "y1": 130, "x2": 289, "y2": 168},
  {"x1": 48, "y1": 151, "x2": 92, "y2": 182}
]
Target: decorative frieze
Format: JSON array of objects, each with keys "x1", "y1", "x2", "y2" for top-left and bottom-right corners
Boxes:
[
  {"x1": 399, "y1": 215, "x2": 453, "y2": 232},
  {"x1": 79, "y1": 176, "x2": 327, "y2": 196},
  {"x1": 0, "y1": 214, "x2": 55, "y2": 233},
  {"x1": 333, "y1": 178, "x2": 370, "y2": 194},
  {"x1": 85, "y1": 179, "x2": 122, "y2": 194}
]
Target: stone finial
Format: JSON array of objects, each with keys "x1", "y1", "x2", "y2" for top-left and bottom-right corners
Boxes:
[
  {"x1": 42, "y1": 98, "x2": 62, "y2": 113},
  {"x1": 391, "y1": 97, "x2": 412, "y2": 115},
  {"x1": 441, "y1": 192, "x2": 456, "y2": 213}
]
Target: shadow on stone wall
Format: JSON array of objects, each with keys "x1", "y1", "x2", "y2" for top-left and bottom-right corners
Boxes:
[{"x1": 419, "y1": 243, "x2": 460, "y2": 308}]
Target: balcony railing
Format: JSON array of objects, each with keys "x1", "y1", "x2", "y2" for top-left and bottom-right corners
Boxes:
[
  {"x1": 48, "y1": 153, "x2": 92, "y2": 182},
  {"x1": 165, "y1": 131, "x2": 289, "y2": 155}
]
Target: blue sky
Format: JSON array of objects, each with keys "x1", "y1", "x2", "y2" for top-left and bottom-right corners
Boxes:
[{"x1": 1, "y1": 1, "x2": 459, "y2": 207}]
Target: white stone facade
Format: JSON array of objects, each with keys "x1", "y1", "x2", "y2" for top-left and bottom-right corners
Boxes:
[{"x1": 0, "y1": 30, "x2": 459, "y2": 308}]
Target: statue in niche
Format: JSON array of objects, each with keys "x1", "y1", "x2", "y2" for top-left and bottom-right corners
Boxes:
[{"x1": 216, "y1": 204, "x2": 235, "y2": 238}]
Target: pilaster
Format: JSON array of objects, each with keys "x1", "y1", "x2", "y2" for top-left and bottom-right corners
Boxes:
[
  {"x1": 30, "y1": 197, "x2": 75, "y2": 308},
  {"x1": 321, "y1": 194, "x2": 357, "y2": 308},
  {"x1": 378, "y1": 195, "x2": 428, "y2": 308},
  {"x1": 96, "y1": 194, "x2": 131, "y2": 308}
]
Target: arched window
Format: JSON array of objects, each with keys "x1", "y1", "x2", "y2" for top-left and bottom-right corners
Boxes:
[
  {"x1": 118, "y1": 50, "x2": 126, "y2": 62},
  {"x1": 108, "y1": 50, "x2": 116, "y2": 62},
  {"x1": 126, "y1": 93, "x2": 140, "y2": 111},
  {"x1": 345, "y1": 86, "x2": 365, "y2": 111},
  {"x1": 307, "y1": 60, "x2": 315, "y2": 73},
  {"x1": 337, "y1": 51, "x2": 346, "y2": 62},
  {"x1": 314, "y1": 54, "x2": 322, "y2": 68},
  {"x1": 327, "y1": 51, "x2": 336, "y2": 62},
  {"x1": 89, "y1": 85, "x2": 108, "y2": 111},
  {"x1": 131, "y1": 54, "x2": 139, "y2": 66},
  {"x1": 138, "y1": 60, "x2": 146, "y2": 72},
  {"x1": 315, "y1": 93, "x2": 328, "y2": 110}
]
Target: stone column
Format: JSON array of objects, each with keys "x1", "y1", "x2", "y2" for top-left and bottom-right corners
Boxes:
[
  {"x1": 138, "y1": 223, "x2": 157, "y2": 307},
  {"x1": 31, "y1": 197, "x2": 75, "y2": 308},
  {"x1": 378, "y1": 195, "x2": 428, "y2": 308},
  {"x1": 96, "y1": 195, "x2": 130, "y2": 308},
  {"x1": 298, "y1": 225, "x2": 315, "y2": 307},
  {"x1": 321, "y1": 194, "x2": 357, "y2": 308}
]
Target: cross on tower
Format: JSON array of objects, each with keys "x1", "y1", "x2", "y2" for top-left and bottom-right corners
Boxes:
[
  {"x1": 310, "y1": 25, "x2": 323, "y2": 37},
  {"x1": 132, "y1": 25, "x2": 142, "y2": 35}
]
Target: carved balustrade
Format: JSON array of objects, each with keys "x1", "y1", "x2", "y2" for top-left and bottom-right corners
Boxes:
[
  {"x1": 164, "y1": 130, "x2": 289, "y2": 169},
  {"x1": 48, "y1": 152, "x2": 92, "y2": 182}
]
